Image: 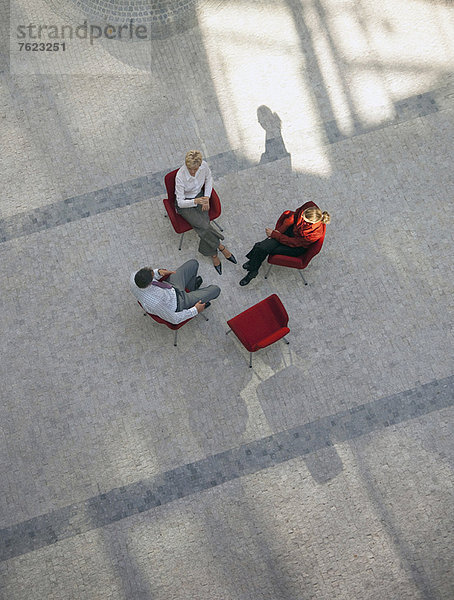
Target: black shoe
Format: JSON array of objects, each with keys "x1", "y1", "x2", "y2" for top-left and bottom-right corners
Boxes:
[
  {"x1": 214, "y1": 263, "x2": 222, "y2": 275},
  {"x1": 239, "y1": 271, "x2": 257, "y2": 286},
  {"x1": 242, "y1": 261, "x2": 251, "y2": 270},
  {"x1": 226, "y1": 253, "x2": 237, "y2": 264},
  {"x1": 194, "y1": 276, "x2": 203, "y2": 290}
]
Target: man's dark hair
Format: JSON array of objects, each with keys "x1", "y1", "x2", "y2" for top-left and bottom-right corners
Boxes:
[{"x1": 135, "y1": 268, "x2": 154, "y2": 288}]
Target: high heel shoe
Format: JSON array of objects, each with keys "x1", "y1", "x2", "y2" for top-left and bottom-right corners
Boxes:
[
  {"x1": 213, "y1": 256, "x2": 222, "y2": 275},
  {"x1": 226, "y1": 253, "x2": 237, "y2": 264},
  {"x1": 219, "y1": 245, "x2": 237, "y2": 264}
]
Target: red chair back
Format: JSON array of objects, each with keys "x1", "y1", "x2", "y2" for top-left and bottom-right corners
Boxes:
[
  {"x1": 164, "y1": 169, "x2": 178, "y2": 203},
  {"x1": 164, "y1": 169, "x2": 222, "y2": 222},
  {"x1": 137, "y1": 300, "x2": 191, "y2": 331},
  {"x1": 270, "y1": 200, "x2": 325, "y2": 270},
  {"x1": 227, "y1": 294, "x2": 289, "y2": 352}
]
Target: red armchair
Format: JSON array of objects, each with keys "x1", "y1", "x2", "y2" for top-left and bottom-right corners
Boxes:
[
  {"x1": 136, "y1": 275, "x2": 208, "y2": 346},
  {"x1": 163, "y1": 169, "x2": 223, "y2": 251},
  {"x1": 137, "y1": 301, "x2": 193, "y2": 346},
  {"x1": 226, "y1": 294, "x2": 290, "y2": 367},
  {"x1": 264, "y1": 201, "x2": 326, "y2": 285}
]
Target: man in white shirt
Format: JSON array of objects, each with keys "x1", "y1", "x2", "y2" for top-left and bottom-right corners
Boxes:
[{"x1": 130, "y1": 259, "x2": 220, "y2": 325}]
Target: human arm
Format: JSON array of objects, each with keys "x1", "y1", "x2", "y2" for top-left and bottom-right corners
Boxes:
[
  {"x1": 270, "y1": 227, "x2": 323, "y2": 248},
  {"x1": 156, "y1": 269, "x2": 175, "y2": 278},
  {"x1": 157, "y1": 304, "x2": 198, "y2": 325},
  {"x1": 275, "y1": 213, "x2": 294, "y2": 233},
  {"x1": 175, "y1": 170, "x2": 200, "y2": 209}
]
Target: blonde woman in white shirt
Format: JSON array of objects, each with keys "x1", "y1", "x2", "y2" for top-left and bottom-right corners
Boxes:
[{"x1": 175, "y1": 150, "x2": 237, "y2": 274}]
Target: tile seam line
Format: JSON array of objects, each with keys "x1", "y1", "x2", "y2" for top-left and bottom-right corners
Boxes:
[{"x1": 0, "y1": 374, "x2": 452, "y2": 563}]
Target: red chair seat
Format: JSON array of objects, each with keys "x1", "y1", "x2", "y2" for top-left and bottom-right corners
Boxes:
[
  {"x1": 267, "y1": 254, "x2": 308, "y2": 269},
  {"x1": 163, "y1": 197, "x2": 192, "y2": 235},
  {"x1": 227, "y1": 295, "x2": 290, "y2": 366},
  {"x1": 139, "y1": 304, "x2": 192, "y2": 331}
]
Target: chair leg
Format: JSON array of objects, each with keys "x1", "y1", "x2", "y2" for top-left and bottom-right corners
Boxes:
[
  {"x1": 299, "y1": 270, "x2": 308, "y2": 285},
  {"x1": 201, "y1": 312, "x2": 209, "y2": 321},
  {"x1": 283, "y1": 336, "x2": 290, "y2": 345},
  {"x1": 174, "y1": 330, "x2": 178, "y2": 346},
  {"x1": 264, "y1": 264, "x2": 272, "y2": 279},
  {"x1": 249, "y1": 352, "x2": 253, "y2": 368},
  {"x1": 212, "y1": 220, "x2": 223, "y2": 232},
  {"x1": 226, "y1": 328, "x2": 232, "y2": 335},
  {"x1": 178, "y1": 232, "x2": 184, "y2": 251}
]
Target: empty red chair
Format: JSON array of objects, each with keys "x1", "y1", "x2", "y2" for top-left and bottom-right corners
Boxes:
[
  {"x1": 226, "y1": 294, "x2": 290, "y2": 367},
  {"x1": 264, "y1": 201, "x2": 326, "y2": 285},
  {"x1": 163, "y1": 169, "x2": 223, "y2": 251}
]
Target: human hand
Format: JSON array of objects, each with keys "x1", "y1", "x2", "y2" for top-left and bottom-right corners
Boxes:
[
  {"x1": 265, "y1": 227, "x2": 274, "y2": 237},
  {"x1": 159, "y1": 269, "x2": 176, "y2": 277},
  {"x1": 195, "y1": 301, "x2": 206, "y2": 313}
]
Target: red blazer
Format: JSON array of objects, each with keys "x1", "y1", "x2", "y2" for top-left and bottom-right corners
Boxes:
[{"x1": 270, "y1": 202, "x2": 325, "y2": 248}]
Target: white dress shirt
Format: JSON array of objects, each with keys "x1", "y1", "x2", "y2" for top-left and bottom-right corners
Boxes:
[
  {"x1": 175, "y1": 161, "x2": 213, "y2": 208},
  {"x1": 130, "y1": 271, "x2": 197, "y2": 325}
]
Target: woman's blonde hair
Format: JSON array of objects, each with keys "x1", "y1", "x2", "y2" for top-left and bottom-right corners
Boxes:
[
  {"x1": 185, "y1": 150, "x2": 203, "y2": 169},
  {"x1": 303, "y1": 206, "x2": 331, "y2": 224}
]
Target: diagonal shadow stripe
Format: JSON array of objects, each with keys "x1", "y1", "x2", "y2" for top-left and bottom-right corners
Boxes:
[
  {"x1": 0, "y1": 87, "x2": 449, "y2": 245},
  {"x1": 0, "y1": 150, "x2": 254, "y2": 244},
  {"x1": 0, "y1": 375, "x2": 452, "y2": 562}
]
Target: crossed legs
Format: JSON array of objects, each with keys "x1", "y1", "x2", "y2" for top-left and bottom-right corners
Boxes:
[{"x1": 167, "y1": 259, "x2": 221, "y2": 308}]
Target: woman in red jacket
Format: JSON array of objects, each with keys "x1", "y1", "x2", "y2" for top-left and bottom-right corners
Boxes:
[{"x1": 239, "y1": 204, "x2": 330, "y2": 286}]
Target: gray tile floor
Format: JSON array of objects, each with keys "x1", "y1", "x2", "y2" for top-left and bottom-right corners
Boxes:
[{"x1": 1, "y1": 0, "x2": 453, "y2": 598}]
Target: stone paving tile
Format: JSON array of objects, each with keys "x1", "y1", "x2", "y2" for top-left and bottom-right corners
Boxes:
[
  {"x1": 1, "y1": 0, "x2": 454, "y2": 598},
  {"x1": 0, "y1": 375, "x2": 452, "y2": 563},
  {"x1": 1, "y1": 83, "x2": 453, "y2": 243},
  {"x1": 1, "y1": 416, "x2": 453, "y2": 599},
  {"x1": 1, "y1": 114, "x2": 453, "y2": 531}
]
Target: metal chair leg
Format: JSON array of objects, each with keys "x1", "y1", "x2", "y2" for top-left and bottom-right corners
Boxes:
[
  {"x1": 283, "y1": 336, "x2": 289, "y2": 345},
  {"x1": 226, "y1": 328, "x2": 232, "y2": 335},
  {"x1": 298, "y1": 270, "x2": 308, "y2": 285},
  {"x1": 249, "y1": 352, "x2": 253, "y2": 368},
  {"x1": 178, "y1": 232, "x2": 184, "y2": 251},
  {"x1": 174, "y1": 330, "x2": 178, "y2": 346},
  {"x1": 212, "y1": 220, "x2": 223, "y2": 232},
  {"x1": 201, "y1": 312, "x2": 209, "y2": 321},
  {"x1": 264, "y1": 264, "x2": 272, "y2": 279}
]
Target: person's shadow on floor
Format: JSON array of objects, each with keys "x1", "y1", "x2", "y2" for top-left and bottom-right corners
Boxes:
[{"x1": 258, "y1": 105, "x2": 291, "y2": 164}]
